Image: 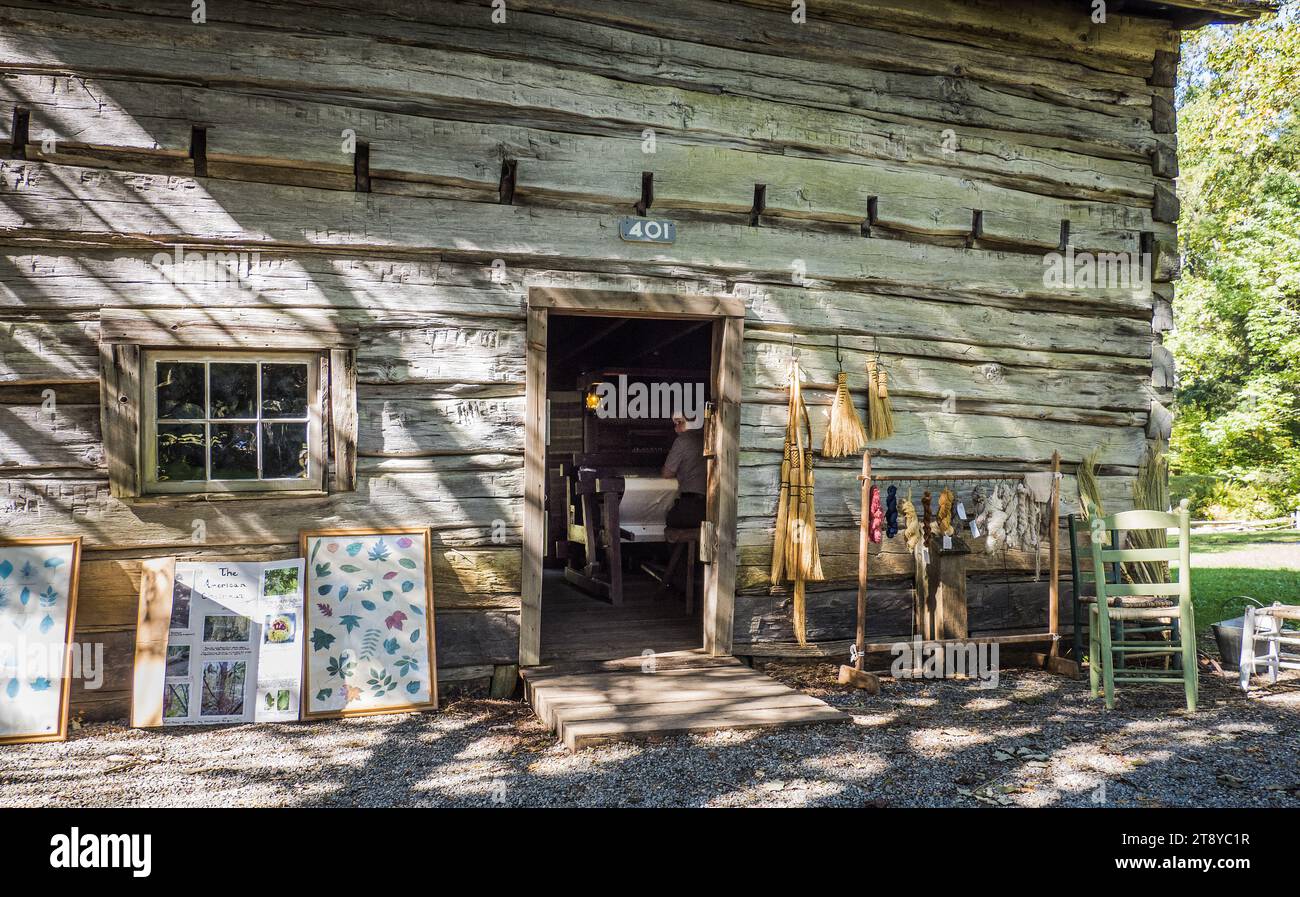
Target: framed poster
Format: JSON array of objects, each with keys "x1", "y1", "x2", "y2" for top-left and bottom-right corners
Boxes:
[
  {"x1": 300, "y1": 528, "x2": 437, "y2": 718},
  {"x1": 0, "y1": 536, "x2": 82, "y2": 745},
  {"x1": 132, "y1": 558, "x2": 306, "y2": 727}
]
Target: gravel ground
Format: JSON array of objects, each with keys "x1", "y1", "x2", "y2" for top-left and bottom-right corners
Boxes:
[{"x1": 2, "y1": 662, "x2": 1298, "y2": 808}]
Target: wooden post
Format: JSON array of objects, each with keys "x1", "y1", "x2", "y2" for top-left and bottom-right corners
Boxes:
[
  {"x1": 1049, "y1": 450, "x2": 1061, "y2": 656},
  {"x1": 838, "y1": 450, "x2": 880, "y2": 693},
  {"x1": 1034, "y1": 451, "x2": 1078, "y2": 677},
  {"x1": 856, "y1": 451, "x2": 871, "y2": 670},
  {"x1": 520, "y1": 306, "x2": 547, "y2": 667}
]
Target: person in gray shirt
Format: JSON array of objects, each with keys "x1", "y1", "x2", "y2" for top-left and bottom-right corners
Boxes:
[{"x1": 662, "y1": 413, "x2": 707, "y2": 529}]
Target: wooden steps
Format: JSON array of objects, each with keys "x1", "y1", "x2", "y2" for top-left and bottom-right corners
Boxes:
[{"x1": 521, "y1": 657, "x2": 849, "y2": 751}]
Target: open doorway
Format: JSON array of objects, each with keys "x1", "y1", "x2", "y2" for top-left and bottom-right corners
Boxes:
[
  {"x1": 520, "y1": 289, "x2": 745, "y2": 666},
  {"x1": 540, "y1": 313, "x2": 712, "y2": 663}
]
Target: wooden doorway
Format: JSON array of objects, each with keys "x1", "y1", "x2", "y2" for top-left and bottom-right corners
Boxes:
[{"x1": 520, "y1": 288, "x2": 745, "y2": 666}]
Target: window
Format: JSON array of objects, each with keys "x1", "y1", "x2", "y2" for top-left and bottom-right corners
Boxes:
[
  {"x1": 98, "y1": 308, "x2": 358, "y2": 499},
  {"x1": 142, "y1": 351, "x2": 324, "y2": 493}
]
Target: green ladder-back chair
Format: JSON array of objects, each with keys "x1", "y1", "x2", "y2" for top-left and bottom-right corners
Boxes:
[
  {"x1": 1088, "y1": 499, "x2": 1197, "y2": 711},
  {"x1": 1068, "y1": 515, "x2": 1121, "y2": 663},
  {"x1": 1069, "y1": 518, "x2": 1171, "y2": 674}
]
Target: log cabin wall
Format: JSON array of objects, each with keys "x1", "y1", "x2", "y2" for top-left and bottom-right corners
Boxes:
[{"x1": 0, "y1": 0, "x2": 1188, "y2": 717}]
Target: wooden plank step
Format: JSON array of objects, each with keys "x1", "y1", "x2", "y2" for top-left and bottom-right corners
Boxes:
[
  {"x1": 523, "y1": 666, "x2": 759, "y2": 702},
  {"x1": 523, "y1": 658, "x2": 848, "y2": 750},
  {"x1": 561, "y1": 703, "x2": 850, "y2": 751},
  {"x1": 526, "y1": 665, "x2": 759, "y2": 689},
  {"x1": 534, "y1": 681, "x2": 797, "y2": 728},
  {"x1": 523, "y1": 651, "x2": 741, "y2": 677},
  {"x1": 554, "y1": 692, "x2": 832, "y2": 729}
]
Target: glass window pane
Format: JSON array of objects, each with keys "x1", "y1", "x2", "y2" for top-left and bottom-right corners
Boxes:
[
  {"x1": 209, "y1": 363, "x2": 256, "y2": 419},
  {"x1": 156, "y1": 424, "x2": 206, "y2": 481},
  {"x1": 262, "y1": 423, "x2": 309, "y2": 479},
  {"x1": 261, "y1": 364, "x2": 309, "y2": 418},
  {"x1": 156, "y1": 362, "x2": 205, "y2": 420},
  {"x1": 211, "y1": 424, "x2": 258, "y2": 479}
]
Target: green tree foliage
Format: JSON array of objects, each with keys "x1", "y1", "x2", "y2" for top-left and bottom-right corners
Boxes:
[{"x1": 1172, "y1": 2, "x2": 1300, "y2": 517}]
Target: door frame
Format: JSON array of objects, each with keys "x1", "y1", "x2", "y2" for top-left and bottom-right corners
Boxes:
[{"x1": 520, "y1": 287, "x2": 746, "y2": 666}]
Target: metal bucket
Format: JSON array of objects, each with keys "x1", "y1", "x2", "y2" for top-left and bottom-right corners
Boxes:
[
  {"x1": 1215, "y1": 600, "x2": 1275, "y2": 672},
  {"x1": 1213, "y1": 618, "x2": 1245, "y2": 671}
]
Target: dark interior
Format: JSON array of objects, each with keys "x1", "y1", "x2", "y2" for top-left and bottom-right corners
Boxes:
[{"x1": 541, "y1": 313, "x2": 713, "y2": 662}]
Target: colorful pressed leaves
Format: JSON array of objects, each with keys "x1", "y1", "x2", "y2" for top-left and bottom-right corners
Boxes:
[
  {"x1": 300, "y1": 528, "x2": 437, "y2": 718},
  {"x1": 0, "y1": 538, "x2": 81, "y2": 744}
]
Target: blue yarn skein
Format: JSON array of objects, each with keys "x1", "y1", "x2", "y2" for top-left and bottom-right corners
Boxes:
[{"x1": 885, "y1": 485, "x2": 899, "y2": 538}]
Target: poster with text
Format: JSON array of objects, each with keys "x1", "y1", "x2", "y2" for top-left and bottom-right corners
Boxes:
[
  {"x1": 301, "y1": 528, "x2": 437, "y2": 718},
  {"x1": 0, "y1": 538, "x2": 81, "y2": 744},
  {"x1": 162, "y1": 559, "x2": 305, "y2": 725}
]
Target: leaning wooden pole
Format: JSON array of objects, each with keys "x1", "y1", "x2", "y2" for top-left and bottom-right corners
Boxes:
[
  {"x1": 1037, "y1": 449, "x2": 1082, "y2": 676},
  {"x1": 1048, "y1": 449, "x2": 1061, "y2": 656},
  {"x1": 839, "y1": 450, "x2": 881, "y2": 693}
]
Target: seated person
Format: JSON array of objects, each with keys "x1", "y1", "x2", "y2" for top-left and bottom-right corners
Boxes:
[{"x1": 662, "y1": 413, "x2": 707, "y2": 529}]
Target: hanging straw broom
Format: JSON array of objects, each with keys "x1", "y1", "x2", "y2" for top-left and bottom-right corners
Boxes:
[
  {"x1": 823, "y1": 370, "x2": 867, "y2": 458},
  {"x1": 866, "y1": 358, "x2": 895, "y2": 441},
  {"x1": 771, "y1": 354, "x2": 824, "y2": 646}
]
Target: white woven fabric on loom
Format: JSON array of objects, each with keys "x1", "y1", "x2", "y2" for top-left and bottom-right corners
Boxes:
[{"x1": 618, "y1": 477, "x2": 680, "y2": 526}]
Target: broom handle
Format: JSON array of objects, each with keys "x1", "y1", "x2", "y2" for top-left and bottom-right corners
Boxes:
[{"x1": 856, "y1": 451, "x2": 872, "y2": 671}]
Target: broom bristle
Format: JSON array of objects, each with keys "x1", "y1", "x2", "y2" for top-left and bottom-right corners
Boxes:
[
  {"x1": 823, "y1": 371, "x2": 867, "y2": 458},
  {"x1": 1128, "y1": 444, "x2": 1170, "y2": 584},
  {"x1": 871, "y1": 364, "x2": 895, "y2": 440},
  {"x1": 866, "y1": 360, "x2": 883, "y2": 441}
]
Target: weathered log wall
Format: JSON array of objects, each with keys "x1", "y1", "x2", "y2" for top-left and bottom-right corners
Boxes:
[{"x1": 0, "y1": 0, "x2": 1177, "y2": 716}]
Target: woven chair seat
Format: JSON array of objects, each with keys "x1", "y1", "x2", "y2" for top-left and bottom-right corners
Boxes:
[
  {"x1": 1077, "y1": 594, "x2": 1175, "y2": 609},
  {"x1": 1102, "y1": 605, "x2": 1182, "y2": 621}
]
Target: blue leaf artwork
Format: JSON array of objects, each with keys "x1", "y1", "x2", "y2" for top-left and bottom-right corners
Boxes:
[
  {"x1": 305, "y1": 531, "x2": 432, "y2": 716},
  {"x1": 0, "y1": 541, "x2": 77, "y2": 740}
]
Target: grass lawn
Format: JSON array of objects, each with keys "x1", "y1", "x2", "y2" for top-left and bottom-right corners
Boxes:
[{"x1": 1175, "y1": 530, "x2": 1300, "y2": 629}]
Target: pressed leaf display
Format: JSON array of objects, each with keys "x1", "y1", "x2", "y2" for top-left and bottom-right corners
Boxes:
[
  {"x1": 0, "y1": 538, "x2": 81, "y2": 744},
  {"x1": 300, "y1": 528, "x2": 437, "y2": 718}
]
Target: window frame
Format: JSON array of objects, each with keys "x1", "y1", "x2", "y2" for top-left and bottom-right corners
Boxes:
[{"x1": 140, "y1": 348, "x2": 325, "y2": 495}]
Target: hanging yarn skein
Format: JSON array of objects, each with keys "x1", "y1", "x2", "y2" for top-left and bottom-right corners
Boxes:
[
  {"x1": 868, "y1": 485, "x2": 884, "y2": 544},
  {"x1": 885, "y1": 485, "x2": 899, "y2": 538},
  {"x1": 937, "y1": 488, "x2": 955, "y2": 539},
  {"x1": 983, "y1": 484, "x2": 1009, "y2": 554},
  {"x1": 970, "y1": 484, "x2": 989, "y2": 533},
  {"x1": 900, "y1": 494, "x2": 928, "y2": 597},
  {"x1": 1004, "y1": 482, "x2": 1025, "y2": 551}
]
